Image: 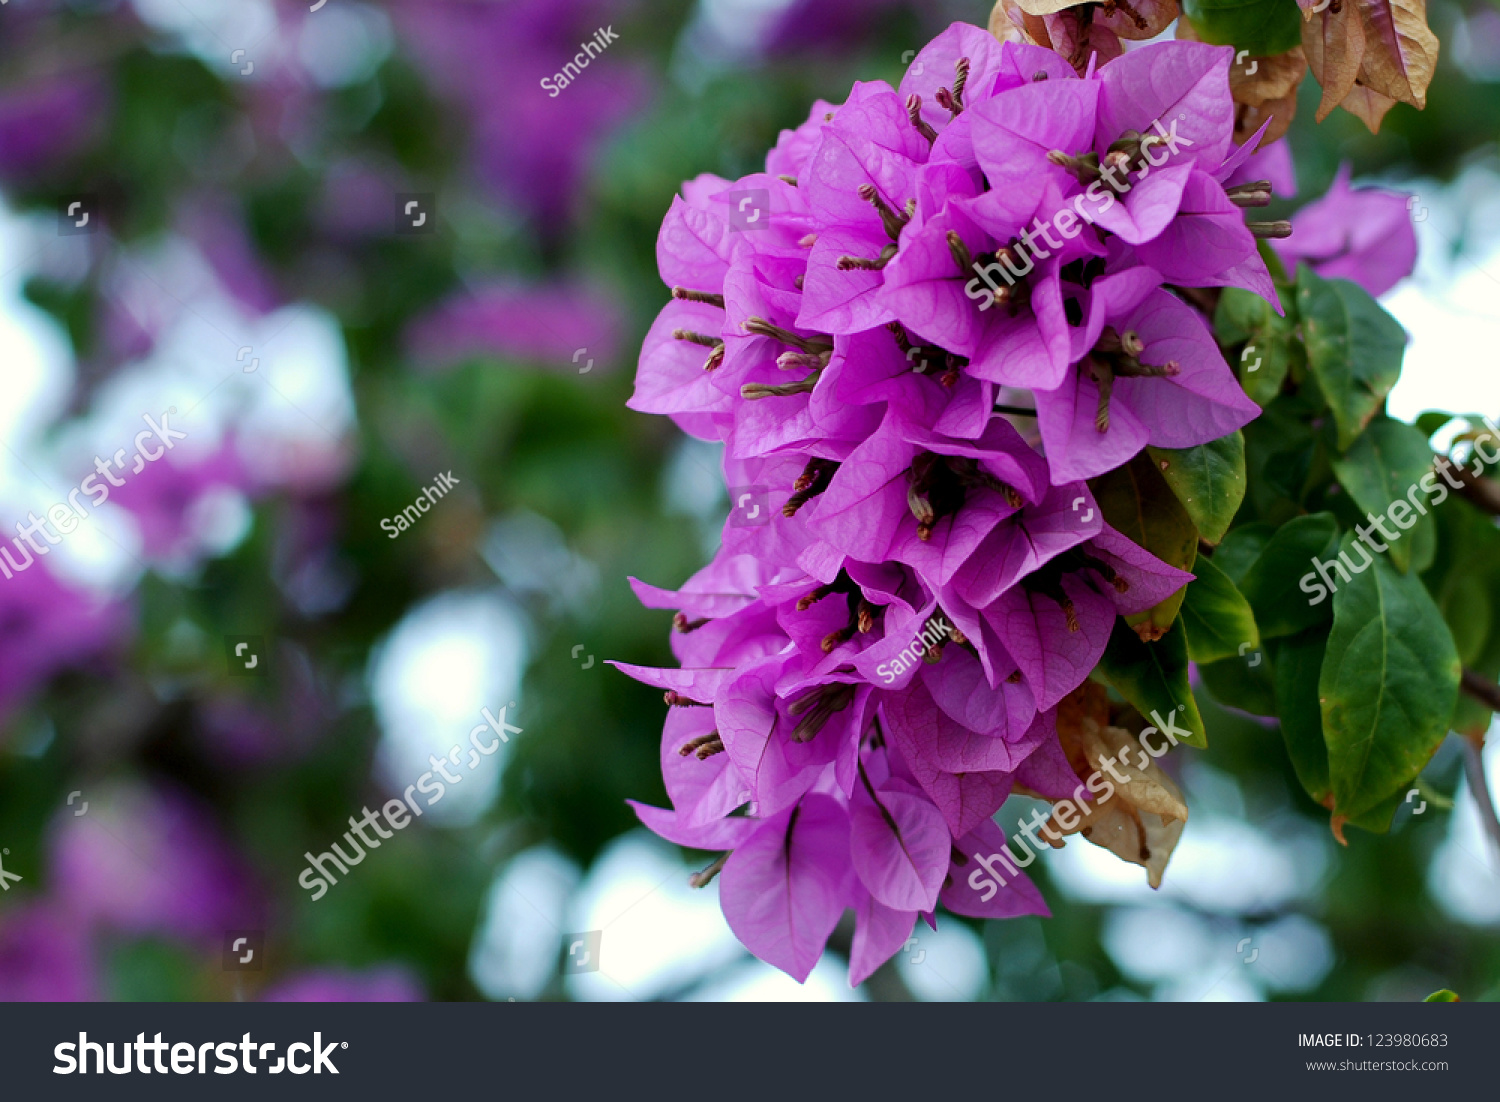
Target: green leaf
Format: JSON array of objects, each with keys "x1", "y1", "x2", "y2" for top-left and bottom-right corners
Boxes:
[
  {"x1": 1295, "y1": 264, "x2": 1407, "y2": 452},
  {"x1": 1423, "y1": 989, "x2": 1461, "y2": 1002},
  {"x1": 1146, "y1": 432, "x2": 1246, "y2": 545},
  {"x1": 1409, "y1": 509, "x2": 1437, "y2": 575},
  {"x1": 1214, "y1": 286, "x2": 1298, "y2": 407},
  {"x1": 1181, "y1": 0, "x2": 1304, "y2": 56},
  {"x1": 1272, "y1": 628, "x2": 1331, "y2": 804},
  {"x1": 1320, "y1": 533, "x2": 1461, "y2": 819},
  {"x1": 1243, "y1": 393, "x2": 1321, "y2": 521},
  {"x1": 1329, "y1": 416, "x2": 1435, "y2": 573},
  {"x1": 1423, "y1": 494, "x2": 1500, "y2": 736},
  {"x1": 1213, "y1": 523, "x2": 1276, "y2": 585},
  {"x1": 1181, "y1": 553, "x2": 1259, "y2": 663},
  {"x1": 1414, "y1": 411, "x2": 1456, "y2": 439},
  {"x1": 1237, "y1": 512, "x2": 1340, "y2": 638},
  {"x1": 1197, "y1": 646, "x2": 1278, "y2": 717},
  {"x1": 1096, "y1": 618, "x2": 1207, "y2": 748},
  {"x1": 1344, "y1": 787, "x2": 1403, "y2": 835},
  {"x1": 1090, "y1": 452, "x2": 1200, "y2": 638}
]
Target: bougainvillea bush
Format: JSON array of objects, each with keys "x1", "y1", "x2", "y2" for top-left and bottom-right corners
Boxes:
[{"x1": 617, "y1": 4, "x2": 1491, "y2": 985}]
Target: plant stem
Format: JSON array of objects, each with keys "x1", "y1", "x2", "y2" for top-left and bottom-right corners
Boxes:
[
  {"x1": 1456, "y1": 669, "x2": 1500, "y2": 857},
  {"x1": 1461, "y1": 667, "x2": 1500, "y2": 713},
  {"x1": 1460, "y1": 733, "x2": 1500, "y2": 861},
  {"x1": 1448, "y1": 462, "x2": 1500, "y2": 517}
]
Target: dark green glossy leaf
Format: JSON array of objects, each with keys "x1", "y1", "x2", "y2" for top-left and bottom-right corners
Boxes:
[
  {"x1": 1213, "y1": 523, "x2": 1276, "y2": 585},
  {"x1": 1329, "y1": 416, "x2": 1435, "y2": 573},
  {"x1": 1272, "y1": 627, "x2": 1331, "y2": 804},
  {"x1": 1414, "y1": 411, "x2": 1455, "y2": 439},
  {"x1": 1320, "y1": 533, "x2": 1460, "y2": 819},
  {"x1": 1214, "y1": 285, "x2": 1298, "y2": 407},
  {"x1": 1090, "y1": 452, "x2": 1199, "y2": 637},
  {"x1": 1181, "y1": 553, "x2": 1259, "y2": 663},
  {"x1": 1181, "y1": 0, "x2": 1304, "y2": 56},
  {"x1": 1344, "y1": 787, "x2": 1403, "y2": 835},
  {"x1": 1096, "y1": 618, "x2": 1207, "y2": 748},
  {"x1": 1146, "y1": 432, "x2": 1246, "y2": 545},
  {"x1": 1197, "y1": 645, "x2": 1278, "y2": 717},
  {"x1": 1423, "y1": 494, "x2": 1500, "y2": 736},
  {"x1": 1237, "y1": 512, "x2": 1340, "y2": 638},
  {"x1": 1296, "y1": 264, "x2": 1407, "y2": 452}
]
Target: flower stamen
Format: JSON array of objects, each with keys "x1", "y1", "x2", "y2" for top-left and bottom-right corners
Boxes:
[
  {"x1": 858, "y1": 183, "x2": 910, "y2": 241},
  {"x1": 672, "y1": 286, "x2": 726, "y2": 308},
  {"x1": 906, "y1": 93, "x2": 938, "y2": 144}
]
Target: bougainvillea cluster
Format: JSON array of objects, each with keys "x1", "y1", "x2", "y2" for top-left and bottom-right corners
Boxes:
[{"x1": 618, "y1": 25, "x2": 1306, "y2": 984}]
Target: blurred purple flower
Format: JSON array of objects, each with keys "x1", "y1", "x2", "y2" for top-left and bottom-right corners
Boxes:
[
  {"x1": 765, "y1": 0, "x2": 928, "y2": 55},
  {"x1": 1225, "y1": 139, "x2": 1296, "y2": 199},
  {"x1": 0, "y1": 75, "x2": 106, "y2": 181},
  {"x1": 1272, "y1": 163, "x2": 1416, "y2": 297},
  {"x1": 395, "y1": 0, "x2": 650, "y2": 231},
  {"x1": 179, "y1": 196, "x2": 282, "y2": 317},
  {"x1": 107, "y1": 443, "x2": 253, "y2": 561},
  {"x1": 0, "y1": 564, "x2": 126, "y2": 723},
  {"x1": 49, "y1": 781, "x2": 259, "y2": 942},
  {"x1": 316, "y1": 157, "x2": 408, "y2": 240},
  {"x1": 260, "y1": 966, "x2": 425, "y2": 1002},
  {"x1": 406, "y1": 281, "x2": 625, "y2": 374},
  {"x1": 0, "y1": 901, "x2": 98, "y2": 1001}
]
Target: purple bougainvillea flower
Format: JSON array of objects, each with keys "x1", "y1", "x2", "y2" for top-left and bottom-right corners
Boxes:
[
  {"x1": 1035, "y1": 266, "x2": 1259, "y2": 482},
  {"x1": 618, "y1": 22, "x2": 1266, "y2": 986},
  {"x1": 881, "y1": 179, "x2": 1081, "y2": 391},
  {"x1": 1224, "y1": 137, "x2": 1297, "y2": 199},
  {"x1": 1271, "y1": 163, "x2": 1417, "y2": 297},
  {"x1": 719, "y1": 794, "x2": 852, "y2": 982}
]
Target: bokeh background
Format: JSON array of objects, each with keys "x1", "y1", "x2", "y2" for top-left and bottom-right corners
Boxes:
[{"x1": 0, "y1": 0, "x2": 1498, "y2": 1002}]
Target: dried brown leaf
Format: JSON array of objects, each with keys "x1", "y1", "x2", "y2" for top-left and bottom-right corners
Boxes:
[
  {"x1": 1047, "y1": 717, "x2": 1189, "y2": 889},
  {"x1": 1015, "y1": 0, "x2": 1087, "y2": 15},
  {"x1": 1236, "y1": 89, "x2": 1300, "y2": 146},
  {"x1": 1338, "y1": 81, "x2": 1400, "y2": 130},
  {"x1": 1352, "y1": 0, "x2": 1438, "y2": 108},
  {"x1": 1302, "y1": 6, "x2": 1367, "y2": 122},
  {"x1": 1233, "y1": 45, "x2": 1308, "y2": 103},
  {"x1": 989, "y1": 0, "x2": 1048, "y2": 46},
  {"x1": 1100, "y1": 0, "x2": 1180, "y2": 40}
]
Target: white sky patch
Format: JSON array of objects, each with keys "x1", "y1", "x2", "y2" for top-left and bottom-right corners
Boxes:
[
  {"x1": 1383, "y1": 164, "x2": 1500, "y2": 424},
  {"x1": 564, "y1": 831, "x2": 744, "y2": 1002},
  {"x1": 1046, "y1": 812, "x2": 1329, "y2": 913},
  {"x1": 1154, "y1": 963, "x2": 1264, "y2": 1002},
  {"x1": 1103, "y1": 903, "x2": 1218, "y2": 984},
  {"x1": 898, "y1": 919, "x2": 988, "y2": 1001},
  {"x1": 469, "y1": 845, "x2": 582, "y2": 1001},
  {"x1": 1428, "y1": 721, "x2": 1500, "y2": 925},
  {"x1": 298, "y1": 2, "x2": 392, "y2": 89},
  {"x1": 671, "y1": 0, "x2": 800, "y2": 89},
  {"x1": 0, "y1": 206, "x2": 76, "y2": 503},
  {"x1": 685, "y1": 954, "x2": 865, "y2": 1002},
  {"x1": 130, "y1": 0, "x2": 281, "y2": 75},
  {"x1": 368, "y1": 589, "x2": 528, "y2": 826},
  {"x1": 482, "y1": 509, "x2": 599, "y2": 620}
]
